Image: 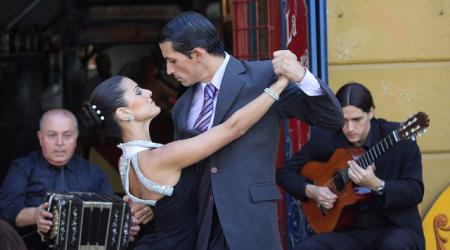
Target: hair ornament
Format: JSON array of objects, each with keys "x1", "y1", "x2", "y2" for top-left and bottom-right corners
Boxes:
[{"x1": 91, "y1": 104, "x2": 105, "y2": 121}]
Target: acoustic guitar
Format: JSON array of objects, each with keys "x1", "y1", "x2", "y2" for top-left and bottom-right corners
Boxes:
[{"x1": 300, "y1": 112, "x2": 430, "y2": 233}]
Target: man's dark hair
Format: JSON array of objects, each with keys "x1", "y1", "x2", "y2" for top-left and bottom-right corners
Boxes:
[
  {"x1": 336, "y1": 82, "x2": 375, "y2": 113},
  {"x1": 159, "y1": 11, "x2": 225, "y2": 58}
]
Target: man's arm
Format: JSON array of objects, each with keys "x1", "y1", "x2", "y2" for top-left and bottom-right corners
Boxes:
[
  {"x1": 345, "y1": 138, "x2": 424, "y2": 208},
  {"x1": 277, "y1": 150, "x2": 338, "y2": 209},
  {"x1": 0, "y1": 159, "x2": 55, "y2": 232},
  {"x1": 0, "y1": 160, "x2": 31, "y2": 224},
  {"x1": 276, "y1": 127, "x2": 338, "y2": 205},
  {"x1": 276, "y1": 152, "x2": 309, "y2": 200},
  {"x1": 272, "y1": 50, "x2": 344, "y2": 129},
  {"x1": 15, "y1": 203, "x2": 54, "y2": 233},
  {"x1": 15, "y1": 207, "x2": 38, "y2": 227},
  {"x1": 375, "y1": 141, "x2": 424, "y2": 208},
  {"x1": 276, "y1": 128, "x2": 323, "y2": 200}
]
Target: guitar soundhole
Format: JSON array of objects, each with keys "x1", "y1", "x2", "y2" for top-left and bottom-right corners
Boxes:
[{"x1": 332, "y1": 172, "x2": 346, "y2": 193}]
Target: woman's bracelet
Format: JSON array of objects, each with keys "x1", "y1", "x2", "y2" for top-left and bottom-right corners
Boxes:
[{"x1": 264, "y1": 87, "x2": 280, "y2": 101}]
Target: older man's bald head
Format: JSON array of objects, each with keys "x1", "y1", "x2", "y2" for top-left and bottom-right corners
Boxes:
[
  {"x1": 38, "y1": 109, "x2": 79, "y2": 166},
  {"x1": 39, "y1": 109, "x2": 78, "y2": 131}
]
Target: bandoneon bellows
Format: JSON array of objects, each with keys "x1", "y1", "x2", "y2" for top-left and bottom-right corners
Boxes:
[{"x1": 41, "y1": 192, "x2": 132, "y2": 250}]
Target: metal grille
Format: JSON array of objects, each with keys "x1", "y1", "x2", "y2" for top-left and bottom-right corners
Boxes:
[{"x1": 231, "y1": 0, "x2": 279, "y2": 60}]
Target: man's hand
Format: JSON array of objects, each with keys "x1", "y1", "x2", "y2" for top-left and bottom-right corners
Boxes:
[
  {"x1": 347, "y1": 161, "x2": 382, "y2": 189},
  {"x1": 35, "y1": 203, "x2": 53, "y2": 234},
  {"x1": 305, "y1": 184, "x2": 337, "y2": 210},
  {"x1": 272, "y1": 50, "x2": 306, "y2": 83},
  {"x1": 129, "y1": 217, "x2": 140, "y2": 242},
  {"x1": 123, "y1": 195, "x2": 153, "y2": 224}
]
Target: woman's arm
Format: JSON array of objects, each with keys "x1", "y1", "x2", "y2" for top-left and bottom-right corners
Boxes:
[{"x1": 152, "y1": 76, "x2": 289, "y2": 171}]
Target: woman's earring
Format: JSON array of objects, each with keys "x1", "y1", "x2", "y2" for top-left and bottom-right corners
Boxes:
[{"x1": 127, "y1": 115, "x2": 134, "y2": 122}]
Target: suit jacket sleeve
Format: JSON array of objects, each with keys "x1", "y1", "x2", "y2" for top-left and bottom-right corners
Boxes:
[{"x1": 275, "y1": 77, "x2": 343, "y2": 129}]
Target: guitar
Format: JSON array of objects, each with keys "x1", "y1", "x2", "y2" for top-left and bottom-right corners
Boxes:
[{"x1": 300, "y1": 112, "x2": 430, "y2": 233}]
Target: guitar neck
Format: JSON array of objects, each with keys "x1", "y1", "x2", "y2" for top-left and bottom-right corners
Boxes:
[
  {"x1": 340, "y1": 130, "x2": 400, "y2": 182},
  {"x1": 357, "y1": 130, "x2": 399, "y2": 168}
]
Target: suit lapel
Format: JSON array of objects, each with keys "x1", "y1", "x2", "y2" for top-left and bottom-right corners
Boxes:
[{"x1": 213, "y1": 56, "x2": 247, "y2": 126}]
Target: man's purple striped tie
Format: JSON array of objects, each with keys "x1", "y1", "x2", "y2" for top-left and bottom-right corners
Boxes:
[{"x1": 194, "y1": 84, "x2": 217, "y2": 133}]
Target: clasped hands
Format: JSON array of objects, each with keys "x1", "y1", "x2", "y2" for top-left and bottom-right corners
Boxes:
[
  {"x1": 35, "y1": 195, "x2": 154, "y2": 242},
  {"x1": 272, "y1": 50, "x2": 306, "y2": 83}
]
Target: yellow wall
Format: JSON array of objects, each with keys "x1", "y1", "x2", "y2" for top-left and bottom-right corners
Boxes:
[
  {"x1": 327, "y1": 0, "x2": 450, "y2": 216},
  {"x1": 327, "y1": 1, "x2": 450, "y2": 63}
]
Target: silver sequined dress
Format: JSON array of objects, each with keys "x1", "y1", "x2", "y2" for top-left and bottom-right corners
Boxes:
[{"x1": 117, "y1": 140, "x2": 201, "y2": 249}]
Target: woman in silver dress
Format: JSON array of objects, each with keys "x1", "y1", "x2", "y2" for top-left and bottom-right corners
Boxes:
[{"x1": 81, "y1": 75, "x2": 288, "y2": 249}]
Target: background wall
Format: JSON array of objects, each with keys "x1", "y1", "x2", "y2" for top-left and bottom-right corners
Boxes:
[{"x1": 326, "y1": 0, "x2": 450, "y2": 216}]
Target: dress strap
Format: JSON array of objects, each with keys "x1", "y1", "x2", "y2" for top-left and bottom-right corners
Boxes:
[
  {"x1": 117, "y1": 140, "x2": 173, "y2": 206},
  {"x1": 119, "y1": 156, "x2": 157, "y2": 206},
  {"x1": 130, "y1": 154, "x2": 173, "y2": 196}
]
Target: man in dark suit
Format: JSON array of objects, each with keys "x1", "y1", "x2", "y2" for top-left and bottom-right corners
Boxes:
[
  {"x1": 158, "y1": 11, "x2": 344, "y2": 250},
  {"x1": 277, "y1": 82, "x2": 424, "y2": 250}
]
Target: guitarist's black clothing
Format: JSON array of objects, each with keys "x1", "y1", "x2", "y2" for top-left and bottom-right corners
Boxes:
[{"x1": 277, "y1": 118, "x2": 424, "y2": 250}]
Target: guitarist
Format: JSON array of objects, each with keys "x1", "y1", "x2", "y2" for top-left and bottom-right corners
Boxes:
[{"x1": 277, "y1": 82, "x2": 424, "y2": 250}]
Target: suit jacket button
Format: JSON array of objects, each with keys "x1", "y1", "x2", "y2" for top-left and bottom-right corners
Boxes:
[{"x1": 211, "y1": 167, "x2": 217, "y2": 173}]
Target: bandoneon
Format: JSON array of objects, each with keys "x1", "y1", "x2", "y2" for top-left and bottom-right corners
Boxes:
[{"x1": 41, "y1": 192, "x2": 131, "y2": 250}]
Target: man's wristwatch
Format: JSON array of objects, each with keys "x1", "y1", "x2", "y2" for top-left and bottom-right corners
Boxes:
[{"x1": 374, "y1": 180, "x2": 385, "y2": 195}]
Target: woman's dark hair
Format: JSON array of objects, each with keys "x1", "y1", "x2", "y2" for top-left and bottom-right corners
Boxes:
[
  {"x1": 159, "y1": 11, "x2": 225, "y2": 58},
  {"x1": 80, "y1": 76, "x2": 128, "y2": 137},
  {"x1": 0, "y1": 219, "x2": 26, "y2": 250},
  {"x1": 335, "y1": 82, "x2": 375, "y2": 113}
]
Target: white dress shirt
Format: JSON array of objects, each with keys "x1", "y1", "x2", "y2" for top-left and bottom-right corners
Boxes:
[{"x1": 187, "y1": 53, "x2": 324, "y2": 129}]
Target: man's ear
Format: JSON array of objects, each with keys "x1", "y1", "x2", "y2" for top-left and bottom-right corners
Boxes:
[
  {"x1": 115, "y1": 107, "x2": 130, "y2": 122},
  {"x1": 37, "y1": 131, "x2": 44, "y2": 147},
  {"x1": 369, "y1": 107, "x2": 375, "y2": 119},
  {"x1": 191, "y1": 47, "x2": 207, "y2": 61}
]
